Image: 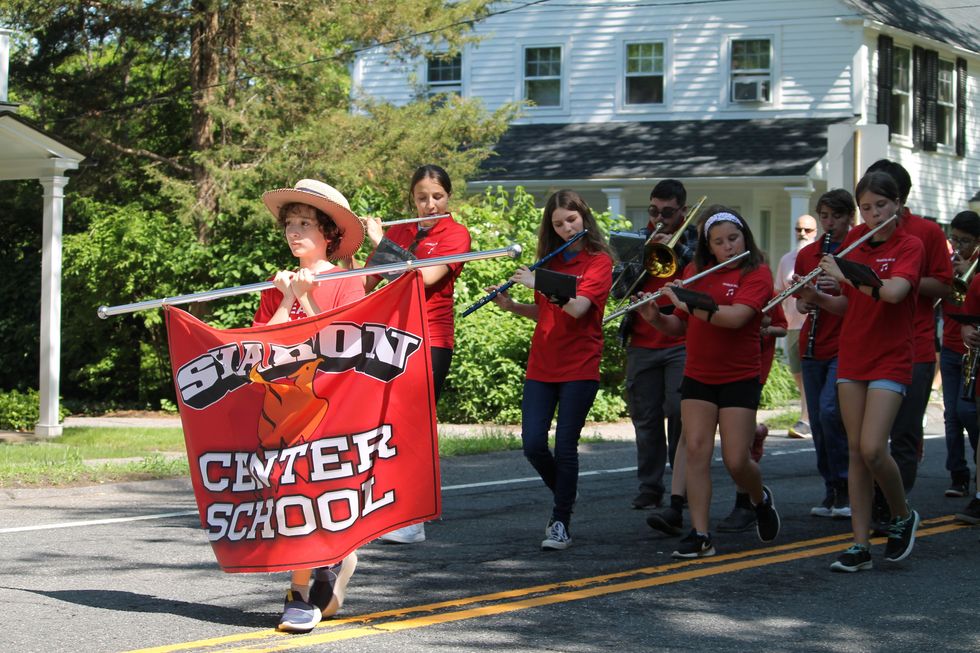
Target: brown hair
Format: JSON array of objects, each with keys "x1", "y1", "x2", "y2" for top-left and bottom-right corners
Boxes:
[
  {"x1": 278, "y1": 202, "x2": 342, "y2": 258},
  {"x1": 537, "y1": 190, "x2": 613, "y2": 260}
]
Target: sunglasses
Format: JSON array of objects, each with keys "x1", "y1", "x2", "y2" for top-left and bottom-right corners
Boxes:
[
  {"x1": 796, "y1": 227, "x2": 817, "y2": 234},
  {"x1": 648, "y1": 205, "x2": 679, "y2": 219}
]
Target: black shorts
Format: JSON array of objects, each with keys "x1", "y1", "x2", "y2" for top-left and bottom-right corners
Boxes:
[{"x1": 681, "y1": 375, "x2": 762, "y2": 409}]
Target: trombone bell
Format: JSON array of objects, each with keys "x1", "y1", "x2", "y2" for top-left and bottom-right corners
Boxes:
[{"x1": 644, "y1": 243, "x2": 678, "y2": 278}]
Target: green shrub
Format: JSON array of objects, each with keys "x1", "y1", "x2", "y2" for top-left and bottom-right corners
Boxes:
[
  {"x1": 761, "y1": 355, "x2": 800, "y2": 409},
  {"x1": 0, "y1": 389, "x2": 70, "y2": 432}
]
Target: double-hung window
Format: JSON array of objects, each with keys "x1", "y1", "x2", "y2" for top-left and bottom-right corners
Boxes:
[
  {"x1": 426, "y1": 53, "x2": 462, "y2": 97},
  {"x1": 730, "y1": 38, "x2": 771, "y2": 103},
  {"x1": 937, "y1": 59, "x2": 955, "y2": 147},
  {"x1": 625, "y1": 42, "x2": 664, "y2": 105},
  {"x1": 889, "y1": 46, "x2": 912, "y2": 137},
  {"x1": 524, "y1": 46, "x2": 562, "y2": 107}
]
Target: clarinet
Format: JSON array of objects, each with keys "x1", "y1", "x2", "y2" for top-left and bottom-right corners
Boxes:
[{"x1": 802, "y1": 233, "x2": 833, "y2": 360}]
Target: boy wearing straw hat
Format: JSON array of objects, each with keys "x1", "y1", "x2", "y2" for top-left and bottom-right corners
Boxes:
[{"x1": 255, "y1": 179, "x2": 365, "y2": 632}]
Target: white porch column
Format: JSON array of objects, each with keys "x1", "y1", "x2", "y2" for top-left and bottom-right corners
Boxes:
[
  {"x1": 601, "y1": 187, "x2": 625, "y2": 222},
  {"x1": 36, "y1": 175, "x2": 68, "y2": 437},
  {"x1": 783, "y1": 184, "x2": 814, "y2": 252}
]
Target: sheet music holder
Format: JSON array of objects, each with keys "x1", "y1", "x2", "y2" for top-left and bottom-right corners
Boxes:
[{"x1": 536, "y1": 268, "x2": 578, "y2": 304}]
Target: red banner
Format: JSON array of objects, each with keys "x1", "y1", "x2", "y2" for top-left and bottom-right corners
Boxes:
[{"x1": 165, "y1": 272, "x2": 439, "y2": 573}]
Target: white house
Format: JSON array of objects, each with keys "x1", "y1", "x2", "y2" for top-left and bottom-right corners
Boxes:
[{"x1": 352, "y1": 0, "x2": 979, "y2": 262}]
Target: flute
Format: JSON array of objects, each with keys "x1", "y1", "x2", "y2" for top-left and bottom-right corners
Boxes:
[
  {"x1": 763, "y1": 214, "x2": 898, "y2": 313},
  {"x1": 461, "y1": 230, "x2": 589, "y2": 318},
  {"x1": 603, "y1": 251, "x2": 750, "y2": 324},
  {"x1": 372, "y1": 213, "x2": 452, "y2": 227}
]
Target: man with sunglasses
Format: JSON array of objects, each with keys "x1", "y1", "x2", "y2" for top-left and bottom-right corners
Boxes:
[
  {"x1": 624, "y1": 179, "x2": 698, "y2": 512},
  {"x1": 775, "y1": 213, "x2": 818, "y2": 439}
]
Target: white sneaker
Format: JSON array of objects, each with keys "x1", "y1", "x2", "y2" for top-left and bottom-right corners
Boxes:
[
  {"x1": 541, "y1": 519, "x2": 572, "y2": 550},
  {"x1": 379, "y1": 522, "x2": 425, "y2": 544}
]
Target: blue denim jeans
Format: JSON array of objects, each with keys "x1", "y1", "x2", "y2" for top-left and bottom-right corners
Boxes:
[
  {"x1": 939, "y1": 347, "x2": 979, "y2": 482},
  {"x1": 521, "y1": 379, "x2": 600, "y2": 526},
  {"x1": 801, "y1": 357, "x2": 848, "y2": 489}
]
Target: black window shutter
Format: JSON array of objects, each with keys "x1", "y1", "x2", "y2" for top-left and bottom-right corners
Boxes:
[
  {"x1": 956, "y1": 57, "x2": 967, "y2": 157},
  {"x1": 923, "y1": 49, "x2": 938, "y2": 152},
  {"x1": 877, "y1": 35, "x2": 893, "y2": 135},
  {"x1": 912, "y1": 46, "x2": 924, "y2": 146}
]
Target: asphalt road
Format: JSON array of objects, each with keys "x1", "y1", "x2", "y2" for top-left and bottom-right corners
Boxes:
[{"x1": 1, "y1": 431, "x2": 978, "y2": 653}]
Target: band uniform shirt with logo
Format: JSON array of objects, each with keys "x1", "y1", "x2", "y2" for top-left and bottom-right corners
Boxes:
[
  {"x1": 676, "y1": 262, "x2": 773, "y2": 385},
  {"x1": 794, "y1": 237, "x2": 846, "y2": 361},
  {"x1": 761, "y1": 302, "x2": 788, "y2": 384},
  {"x1": 376, "y1": 216, "x2": 471, "y2": 349},
  {"x1": 842, "y1": 209, "x2": 951, "y2": 364},
  {"x1": 836, "y1": 224, "x2": 923, "y2": 385},
  {"x1": 253, "y1": 269, "x2": 366, "y2": 326},
  {"x1": 526, "y1": 249, "x2": 613, "y2": 383},
  {"x1": 941, "y1": 249, "x2": 978, "y2": 355}
]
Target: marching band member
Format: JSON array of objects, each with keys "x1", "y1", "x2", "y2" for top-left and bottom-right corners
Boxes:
[
  {"x1": 638, "y1": 206, "x2": 780, "y2": 558},
  {"x1": 939, "y1": 211, "x2": 980, "y2": 499},
  {"x1": 956, "y1": 271, "x2": 980, "y2": 525},
  {"x1": 794, "y1": 189, "x2": 854, "y2": 520},
  {"x1": 863, "y1": 161, "x2": 952, "y2": 512},
  {"x1": 623, "y1": 179, "x2": 697, "y2": 510},
  {"x1": 364, "y1": 164, "x2": 471, "y2": 545},
  {"x1": 254, "y1": 178, "x2": 364, "y2": 632},
  {"x1": 815, "y1": 172, "x2": 922, "y2": 572},
  {"x1": 488, "y1": 190, "x2": 613, "y2": 551},
  {"x1": 939, "y1": 211, "x2": 980, "y2": 497}
]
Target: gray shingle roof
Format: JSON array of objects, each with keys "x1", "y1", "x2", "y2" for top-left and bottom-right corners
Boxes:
[
  {"x1": 846, "y1": 0, "x2": 980, "y2": 53},
  {"x1": 476, "y1": 117, "x2": 850, "y2": 182}
]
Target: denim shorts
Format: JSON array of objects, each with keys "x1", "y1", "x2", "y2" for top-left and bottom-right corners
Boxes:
[{"x1": 836, "y1": 377, "x2": 907, "y2": 396}]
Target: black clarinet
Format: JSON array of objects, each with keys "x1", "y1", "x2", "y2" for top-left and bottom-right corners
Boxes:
[{"x1": 802, "y1": 233, "x2": 833, "y2": 359}]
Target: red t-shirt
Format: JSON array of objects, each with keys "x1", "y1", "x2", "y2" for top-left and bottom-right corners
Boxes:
[
  {"x1": 842, "y1": 210, "x2": 950, "y2": 363},
  {"x1": 836, "y1": 226, "x2": 923, "y2": 384},
  {"x1": 526, "y1": 249, "x2": 613, "y2": 383},
  {"x1": 961, "y1": 275, "x2": 980, "y2": 395},
  {"x1": 761, "y1": 303, "x2": 788, "y2": 384},
  {"x1": 252, "y1": 268, "x2": 365, "y2": 326},
  {"x1": 375, "y1": 217, "x2": 471, "y2": 349},
  {"x1": 794, "y1": 236, "x2": 846, "y2": 361},
  {"x1": 679, "y1": 262, "x2": 773, "y2": 384},
  {"x1": 629, "y1": 272, "x2": 686, "y2": 349},
  {"x1": 941, "y1": 252, "x2": 978, "y2": 354}
]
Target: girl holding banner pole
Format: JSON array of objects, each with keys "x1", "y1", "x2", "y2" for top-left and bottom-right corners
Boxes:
[
  {"x1": 487, "y1": 190, "x2": 613, "y2": 550},
  {"x1": 363, "y1": 164, "x2": 472, "y2": 545},
  {"x1": 255, "y1": 179, "x2": 365, "y2": 633}
]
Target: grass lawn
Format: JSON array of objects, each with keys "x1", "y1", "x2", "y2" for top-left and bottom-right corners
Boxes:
[{"x1": 0, "y1": 426, "x2": 599, "y2": 488}]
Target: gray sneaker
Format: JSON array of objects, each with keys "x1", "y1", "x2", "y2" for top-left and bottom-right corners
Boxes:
[
  {"x1": 310, "y1": 552, "x2": 358, "y2": 618},
  {"x1": 278, "y1": 590, "x2": 322, "y2": 633},
  {"x1": 716, "y1": 505, "x2": 757, "y2": 533}
]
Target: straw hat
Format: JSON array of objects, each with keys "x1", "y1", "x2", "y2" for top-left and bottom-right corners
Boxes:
[{"x1": 262, "y1": 179, "x2": 365, "y2": 259}]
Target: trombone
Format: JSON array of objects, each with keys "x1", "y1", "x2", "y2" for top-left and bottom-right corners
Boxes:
[
  {"x1": 950, "y1": 248, "x2": 980, "y2": 306},
  {"x1": 613, "y1": 196, "x2": 708, "y2": 307},
  {"x1": 604, "y1": 251, "x2": 750, "y2": 324},
  {"x1": 762, "y1": 213, "x2": 899, "y2": 313},
  {"x1": 98, "y1": 245, "x2": 522, "y2": 318}
]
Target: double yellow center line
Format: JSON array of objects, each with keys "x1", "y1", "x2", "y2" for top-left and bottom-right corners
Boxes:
[{"x1": 130, "y1": 516, "x2": 968, "y2": 652}]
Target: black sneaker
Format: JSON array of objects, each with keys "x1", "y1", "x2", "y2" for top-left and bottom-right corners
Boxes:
[
  {"x1": 945, "y1": 481, "x2": 969, "y2": 498},
  {"x1": 829, "y1": 544, "x2": 873, "y2": 572},
  {"x1": 884, "y1": 509, "x2": 920, "y2": 562},
  {"x1": 755, "y1": 485, "x2": 780, "y2": 542},
  {"x1": 631, "y1": 491, "x2": 663, "y2": 510},
  {"x1": 671, "y1": 529, "x2": 715, "y2": 559},
  {"x1": 955, "y1": 497, "x2": 980, "y2": 525},
  {"x1": 646, "y1": 505, "x2": 683, "y2": 536},
  {"x1": 715, "y1": 505, "x2": 757, "y2": 533}
]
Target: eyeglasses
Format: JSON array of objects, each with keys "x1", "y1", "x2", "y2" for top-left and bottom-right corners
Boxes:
[
  {"x1": 648, "y1": 205, "x2": 679, "y2": 219},
  {"x1": 951, "y1": 236, "x2": 977, "y2": 247},
  {"x1": 796, "y1": 227, "x2": 817, "y2": 234}
]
